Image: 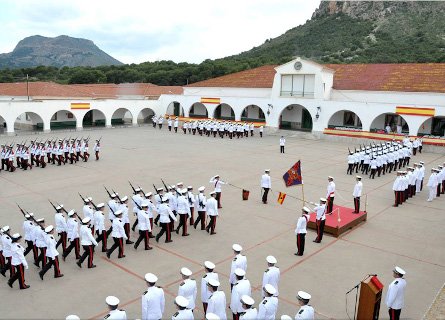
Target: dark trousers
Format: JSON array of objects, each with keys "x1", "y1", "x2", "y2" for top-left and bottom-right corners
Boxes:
[
  {"x1": 189, "y1": 207, "x2": 194, "y2": 225},
  {"x1": 24, "y1": 240, "x2": 34, "y2": 256},
  {"x1": 124, "y1": 223, "x2": 131, "y2": 241},
  {"x1": 353, "y1": 197, "x2": 360, "y2": 213},
  {"x1": 40, "y1": 256, "x2": 62, "y2": 278},
  {"x1": 56, "y1": 232, "x2": 67, "y2": 251},
  {"x1": 176, "y1": 214, "x2": 189, "y2": 236},
  {"x1": 95, "y1": 230, "x2": 108, "y2": 251},
  {"x1": 36, "y1": 247, "x2": 47, "y2": 268},
  {"x1": 262, "y1": 188, "x2": 269, "y2": 203},
  {"x1": 107, "y1": 237, "x2": 124, "y2": 258},
  {"x1": 388, "y1": 308, "x2": 401, "y2": 320},
  {"x1": 79, "y1": 245, "x2": 95, "y2": 267},
  {"x1": 315, "y1": 219, "x2": 325, "y2": 242},
  {"x1": 0, "y1": 256, "x2": 13, "y2": 277},
  {"x1": 216, "y1": 192, "x2": 222, "y2": 208},
  {"x1": 8, "y1": 264, "x2": 27, "y2": 289},
  {"x1": 194, "y1": 211, "x2": 206, "y2": 230},
  {"x1": 326, "y1": 197, "x2": 334, "y2": 214},
  {"x1": 437, "y1": 183, "x2": 441, "y2": 197},
  {"x1": 280, "y1": 146, "x2": 284, "y2": 153},
  {"x1": 296, "y1": 233, "x2": 306, "y2": 256},
  {"x1": 370, "y1": 168, "x2": 376, "y2": 179},
  {"x1": 363, "y1": 163, "x2": 369, "y2": 175},
  {"x1": 156, "y1": 222, "x2": 172, "y2": 242},
  {"x1": 206, "y1": 216, "x2": 217, "y2": 234},
  {"x1": 63, "y1": 238, "x2": 80, "y2": 259},
  {"x1": 134, "y1": 230, "x2": 150, "y2": 249},
  {"x1": 347, "y1": 163, "x2": 354, "y2": 175},
  {"x1": 95, "y1": 151, "x2": 99, "y2": 161}
]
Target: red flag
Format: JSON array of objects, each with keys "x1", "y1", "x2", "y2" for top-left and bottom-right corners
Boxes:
[{"x1": 283, "y1": 161, "x2": 303, "y2": 187}]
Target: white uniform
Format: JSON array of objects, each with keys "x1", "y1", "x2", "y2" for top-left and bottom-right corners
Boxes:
[
  {"x1": 55, "y1": 213, "x2": 67, "y2": 233},
  {"x1": 262, "y1": 266, "x2": 280, "y2": 297},
  {"x1": 230, "y1": 279, "x2": 252, "y2": 313},
  {"x1": 94, "y1": 211, "x2": 106, "y2": 233},
  {"x1": 172, "y1": 309, "x2": 194, "y2": 320},
  {"x1": 111, "y1": 219, "x2": 127, "y2": 240},
  {"x1": 239, "y1": 308, "x2": 258, "y2": 320},
  {"x1": 104, "y1": 309, "x2": 127, "y2": 320},
  {"x1": 83, "y1": 205, "x2": 94, "y2": 221},
  {"x1": 261, "y1": 174, "x2": 271, "y2": 188},
  {"x1": 201, "y1": 272, "x2": 219, "y2": 304},
  {"x1": 385, "y1": 278, "x2": 406, "y2": 310},
  {"x1": 207, "y1": 291, "x2": 227, "y2": 320},
  {"x1": 80, "y1": 225, "x2": 98, "y2": 246},
  {"x1": 142, "y1": 286, "x2": 165, "y2": 320},
  {"x1": 66, "y1": 218, "x2": 79, "y2": 242},
  {"x1": 178, "y1": 278, "x2": 197, "y2": 310},
  {"x1": 295, "y1": 305, "x2": 315, "y2": 319},
  {"x1": 353, "y1": 181, "x2": 363, "y2": 197},
  {"x1": 206, "y1": 197, "x2": 218, "y2": 217},
  {"x1": 137, "y1": 210, "x2": 152, "y2": 232},
  {"x1": 229, "y1": 254, "x2": 247, "y2": 285},
  {"x1": 257, "y1": 297, "x2": 278, "y2": 320}
]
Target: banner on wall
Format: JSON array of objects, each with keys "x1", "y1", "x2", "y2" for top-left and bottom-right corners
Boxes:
[
  {"x1": 396, "y1": 106, "x2": 435, "y2": 117},
  {"x1": 71, "y1": 102, "x2": 91, "y2": 110},
  {"x1": 200, "y1": 97, "x2": 220, "y2": 104}
]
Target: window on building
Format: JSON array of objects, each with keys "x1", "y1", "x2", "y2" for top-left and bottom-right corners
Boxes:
[
  {"x1": 51, "y1": 113, "x2": 57, "y2": 121},
  {"x1": 280, "y1": 74, "x2": 315, "y2": 97}
]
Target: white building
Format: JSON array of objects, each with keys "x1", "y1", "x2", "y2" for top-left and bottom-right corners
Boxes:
[{"x1": 0, "y1": 58, "x2": 444, "y2": 147}]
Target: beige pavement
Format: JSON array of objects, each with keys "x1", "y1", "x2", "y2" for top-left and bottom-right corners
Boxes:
[{"x1": 0, "y1": 125, "x2": 444, "y2": 319}]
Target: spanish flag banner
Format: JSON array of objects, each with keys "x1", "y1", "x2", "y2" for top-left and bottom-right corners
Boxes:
[
  {"x1": 201, "y1": 97, "x2": 221, "y2": 104},
  {"x1": 71, "y1": 102, "x2": 91, "y2": 110},
  {"x1": 396, "y1": 106, "x2": 435, "y2": 117},
  {"x1": 277, "y1": 192, "x2": 287, "y2": 205}
]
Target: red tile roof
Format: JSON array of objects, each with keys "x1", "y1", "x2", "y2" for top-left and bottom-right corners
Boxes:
[
  {"x1": 325, "y1": 63, "x2": 445, "y2": 93},
  {"x1": 0, "y1": 82, "x2": 183, "y2": 98},
  {"x1": 188, "y1": 63, "x2": 445, "y2": 93},
  {"x1": 187, "y1": 65, "x2": 278, "y2": 88}
]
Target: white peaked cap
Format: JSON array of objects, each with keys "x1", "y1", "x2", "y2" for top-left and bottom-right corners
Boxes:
[
  {"x1": 266, "y1": 255, "x2": 277, "y2": 264},
  {"x1": 144, "y1": 273, "x2": 158, "y2": 283},
  {"x1": 394, "y1": 266, "x2": 406, "y2": 275},
  {"x1": 82, "y1": 217, "x2": 91, "y2": 224},
  {"x1": 264, "y1": 284, "x2": 276, "y2": 295},
  {"x1": 207, "y1": 278, "x2": 220, "y2": 287},
  {"x1": 105, "y1": 296, "x2": 119, "y2": 306},
  {"x1": 297, "y1": 291, "x2": 311, "y2": 300},
  {"x1": 232, "y1": 244, "x2": 242, "y2": 252},
  {"x1": 66, "y1": 315, "x2": 80, "y2": 320},
  {"x1": 175, "y1": 296, "x2": 189, "y2": 308},
  {"x1": 234, "y1": 268, "x2": 246, "y2": 277},
  {"x1": 241, "y1": 295, "x2": 255, "y2": 306},
  {"x1": 205, "y1": 313, "x2": 220, "y2": 320},
  {"x1": 180, "y1": 267, "x2": 192, "y2": 276},
  {"x1": 204, "y1": 261, "x2": 215, "y2": 269},
  {"x1": 45, "y1": 225, "x2": 54, "y2": 233}
]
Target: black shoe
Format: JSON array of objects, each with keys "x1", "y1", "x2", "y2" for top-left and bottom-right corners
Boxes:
[
  {"x1": 145, "y1": 247, "x2": 153, "y2": 250},
  {"x1": 165, "y1": 240, "x2": 172, "y2": 243},
  {"x1": 21, "y1": 285, "x2": 30, "y2": 290},
  {"x1": 134, "y1": 244, "x2": 138, "y2": 250},
  {"x1": 118, "y1": 255, "x2": 126, "y2": 259},
  {"x1": 126, "y1": 240, "x2": 134, "y2": 244},
  {"x1": 7, "y1": 280, "x2": 12, "y2": 288},
  {"x1": 34, "y1": 262, "x2": 40, "y2": 268},
  {"x1": 55, "y1": 274, "x2": 64, "y2": 278},
  {"x1": 131, "y1": 227, "x2": 136, "y2": 232},
  {"x1": 149, "y1": 235, "x2": 155, "y2": 239},
  {"x1": 183, "y1": 233, "x2": 190, "y2": 236},
  {"x1": 155, "y1": 236, "x2": 160, "y2": 243},
  {"x1": 39, "y1": 272, "x2": 44, "y2": 280},
  {"x1": 89, "y1": 265, "x2": 97, "y2": 268},
  {"x1": 76, "y1": 261, "x2": 82, "y2": 268},
  {"x1": 106, "y1": 252, "x2": 111, "y2": 259},
  {"x1": 175, "y1": 228, "x2": 179, "y2": 234}
]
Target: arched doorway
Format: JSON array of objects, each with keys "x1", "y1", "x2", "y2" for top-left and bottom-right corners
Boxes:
[
  {"x1": 214, "y1": 103, "x2": 235, "y2": 120},
  {"x1": 189, "y1": 103, "x2": 208, "y2": 118},
  {"x1": 0, "y1": 115, "x2": 6, "y2": 133},
  {"x1": 241, "y1": 105, "x2": 266, "y2": 122},
  {"x1": 82, "y1": 110, "x2": 106, "y2": 127},
  {"x1": 14, "y1": 112, "x2": 44, "y2": 132},
  {"x1": 327, "y1": 110, "x2": 362, "y2": 130},
  {"x1": 166, "y1": 101, "x2": 184, "y2": 117},
  {"x1": 111, "y1": 108, "x2": 133, "y2": 126},
  {"x1": 418, "y1": 116, "x2": 445, "y2": 137},
  {"x1": 137, "y1": 108, "x2": 155, "y2": 124},
  {"x1": 279, "y1": 104, "x2": 313, "y2": 132},
  {"x1": 50, "y1": 110, "x2": 76, "y2": 130},
  {"x1": 370, "y1": 113, "x2": 408, "y2": 134}
]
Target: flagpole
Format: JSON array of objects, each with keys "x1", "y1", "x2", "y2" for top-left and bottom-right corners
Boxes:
[{"x1": 301, "y1": 183, "x2": 305, "y2": 207}]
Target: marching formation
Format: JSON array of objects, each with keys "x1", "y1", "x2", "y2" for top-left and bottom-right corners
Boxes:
[
  {"x1": 0, "y1": 175, "x2": 229, "y2": 291},
  {"x1": 151, "y1": 115, "x2": 265, "y2": 139},
  {"x1": 0, "y1": 137, "x2": 101, "y2": 173}
]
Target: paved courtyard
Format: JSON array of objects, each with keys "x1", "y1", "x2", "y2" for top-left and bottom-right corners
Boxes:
[{"x1": 0, "y1": 125, "x2": 444, "y2": 319}]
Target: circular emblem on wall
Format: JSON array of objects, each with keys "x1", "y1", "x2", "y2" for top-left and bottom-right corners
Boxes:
[{"x1": 294, "y1": 61, "x2": 302, "y2": 70}]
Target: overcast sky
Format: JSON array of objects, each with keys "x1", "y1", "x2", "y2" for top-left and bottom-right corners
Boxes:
[{"x1": 0, "y1": 0, "x2": 321, "y2": 64}]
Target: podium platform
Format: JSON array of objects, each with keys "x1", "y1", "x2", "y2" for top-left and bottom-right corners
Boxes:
[{"x1": 308, "y1": 205, "x2": 367, "y2": 237}]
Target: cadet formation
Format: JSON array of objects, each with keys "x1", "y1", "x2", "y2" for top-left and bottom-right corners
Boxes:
[
  {"x1": 2, "y1": 125, "x2": 436, "y2": 320},
  {"x1": 0, "y1": 137, "x2": 101, "y2": 173},
  {"x1": 151, "y1": 115, "x2": 265, "y2": 139}
]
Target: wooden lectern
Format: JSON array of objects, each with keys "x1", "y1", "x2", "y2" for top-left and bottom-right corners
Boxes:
[{"x1": 357, "y1": 276, "x2": 384, "y2": 320}]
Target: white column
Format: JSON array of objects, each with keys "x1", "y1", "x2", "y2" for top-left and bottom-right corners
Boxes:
[
  {"x1": 132, "y1": 114, "x2": 138, "y2": 126},
  {"x1": 76, "y1": 116, "x2": 83, "y2": 131},
  {"x1": 43, "y1": 118, "x2": 51, "y2": 133},
  {"x1": 105, "y1": 116, "x2": 112, "y2": 128},
  {"x1": 6, "y1": 118, "x2": 14, "y2": 136}
]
